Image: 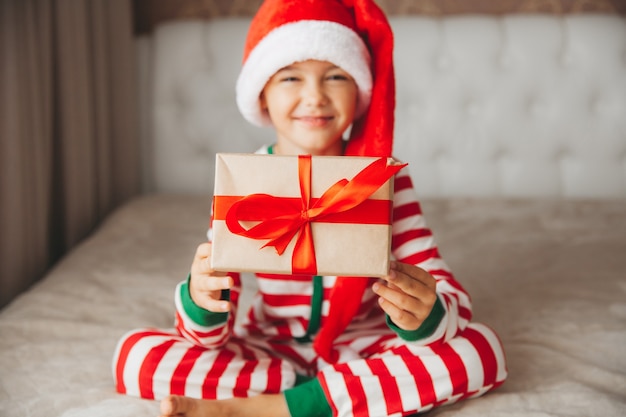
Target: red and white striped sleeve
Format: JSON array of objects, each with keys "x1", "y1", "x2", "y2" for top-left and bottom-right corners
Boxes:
[
  {"x1": 168, "y1": 191, "x2": 250, "y2": 349},
  {"x1": 172, "y1": 273, "x2": 242, "y2": 348},
  {"x1": 171, "y1": 205, "x2": 244, "y2": 349},
  {"x1": 391, "y1": 167, "x2": 473, "y2": 345}
]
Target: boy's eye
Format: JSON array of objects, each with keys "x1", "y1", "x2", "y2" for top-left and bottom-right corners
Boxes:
[
  {"x1": 327, "y1": 73, "x2": 350, "y2": 81},
  {"x1": 274, "y1": 71, "x2": 300, "y2": 82}
]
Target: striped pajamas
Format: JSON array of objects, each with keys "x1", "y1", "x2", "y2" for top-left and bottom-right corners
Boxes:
[{"x1": 113, "y1": 166, "x2": 507, "y2": 416}]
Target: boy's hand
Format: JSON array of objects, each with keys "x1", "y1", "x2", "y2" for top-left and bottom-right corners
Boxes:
[
  {"x1": 372, "y1": 261, "x2": 438, "y2": 331},
  {"x1": 189, "y1": 242, "x2": 233, "y2": 312}
]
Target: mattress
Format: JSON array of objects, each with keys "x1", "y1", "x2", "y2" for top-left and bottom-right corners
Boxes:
[{"x1": 1, "y1": 194, "x2": 625, "y2": 416}]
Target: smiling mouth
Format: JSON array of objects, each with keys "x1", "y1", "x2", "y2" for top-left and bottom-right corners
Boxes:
[{"x1": 296, "y1": 116, "x2": 334, "y2": 127}]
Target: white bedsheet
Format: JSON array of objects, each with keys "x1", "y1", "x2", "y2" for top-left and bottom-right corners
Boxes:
[{"x1": 1, "y1": 195, "x2": 625, "y2": 416}]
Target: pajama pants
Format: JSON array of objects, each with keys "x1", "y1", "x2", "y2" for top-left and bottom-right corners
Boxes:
[{"x1": 113, "y1": 322, "x2": 507, "y2": 417}]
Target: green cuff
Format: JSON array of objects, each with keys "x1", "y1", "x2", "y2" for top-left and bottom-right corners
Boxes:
[
  {"x1": 387, "y1": 296, "x2": 445, "y2": 342},
  {"x1": 284, "y1": 379, "x2": 332, "y2": 417},
  {"x1": 180, "y1": 275, "x2": 229, "y2": 327}
]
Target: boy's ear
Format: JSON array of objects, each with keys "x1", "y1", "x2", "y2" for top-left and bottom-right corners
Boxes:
[{"x1": 259, "y1": 92, "x2": 267, "y2": 110}]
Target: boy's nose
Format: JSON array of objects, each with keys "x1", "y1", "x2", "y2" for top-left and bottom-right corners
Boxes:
[{"x1": 302, "y1": 81, "x2": 328, "y2": 107}]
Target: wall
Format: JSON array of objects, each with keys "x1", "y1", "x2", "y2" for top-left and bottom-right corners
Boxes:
[{"x1": 132, "y1": 0, "x2": 626, "y2": 34}]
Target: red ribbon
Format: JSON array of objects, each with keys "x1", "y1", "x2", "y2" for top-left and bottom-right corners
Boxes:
[{"x1": 214, "y1": 155, "x2": 406, "y2": 275}]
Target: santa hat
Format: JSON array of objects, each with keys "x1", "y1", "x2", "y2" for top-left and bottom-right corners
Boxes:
[{"x1": 236, "y1": 0, "x2": 395, "y2": 363}]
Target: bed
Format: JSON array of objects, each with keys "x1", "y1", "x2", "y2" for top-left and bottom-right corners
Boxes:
[{"x1": 1, "y1": 7, "x2": 625, "y2": 417}]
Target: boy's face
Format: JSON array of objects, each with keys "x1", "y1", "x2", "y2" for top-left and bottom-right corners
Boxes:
[{"x1": 260, "y1": 60, "x2": 358, "y2": 156}]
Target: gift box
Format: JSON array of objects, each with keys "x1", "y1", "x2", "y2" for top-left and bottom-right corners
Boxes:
[{"x1": 210, "y1": 153, "x2": 406, "y2": 277}]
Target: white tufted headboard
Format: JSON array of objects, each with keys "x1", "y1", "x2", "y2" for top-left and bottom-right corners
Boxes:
[{"x1": 138, "y1": 15, "x2": 626, "y2": 198}]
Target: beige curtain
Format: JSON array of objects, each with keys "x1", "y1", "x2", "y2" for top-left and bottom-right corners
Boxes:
[{"x1": 0, "y1": 0, "x2": 140, "y2": 308}]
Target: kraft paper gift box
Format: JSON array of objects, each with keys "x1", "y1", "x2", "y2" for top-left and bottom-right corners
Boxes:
[{"x1": 210, "y1": 153, "x2": 406, "y2": 277}]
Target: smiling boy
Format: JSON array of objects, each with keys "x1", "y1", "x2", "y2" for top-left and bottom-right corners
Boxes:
[{"x1": 113, "y1": 1, "x2": 507, "y2": 416}]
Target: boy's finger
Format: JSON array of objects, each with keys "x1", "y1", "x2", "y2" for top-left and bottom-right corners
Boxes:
[
  {"x1": 377, "y1": 296, "x2": 421, "y2": 331},
  {"x1": 194, "y1": 242, "x2": 212, "y2": 260},
  {"x1": 195, "y1": 276, "x2": 233, "y2": 293},
  {"x1": 374, "y1": 282, "x2": 421, "y2": 313},
  {"x1": 387, "y1": 261, "x2": 436, "y2": 291},
  {"x1": 200, "y1": 297, "x2": 231, "y2": 313},
  {"x1": 379, "y1": 268, "x2": 422, "y2": 297}
]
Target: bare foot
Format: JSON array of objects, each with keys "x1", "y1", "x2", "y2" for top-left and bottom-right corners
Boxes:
[{"x1": 159, "y1": 393, "x2": 290, "y2": 417}]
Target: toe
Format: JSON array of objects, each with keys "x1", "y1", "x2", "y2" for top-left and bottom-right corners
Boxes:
[{"x1": 160, "y1": 395, "x2": 183, "y2": 416}]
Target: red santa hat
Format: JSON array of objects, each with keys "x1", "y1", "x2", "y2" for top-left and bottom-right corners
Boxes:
[
  {"x1": 236, "y1": 0, "x2": 395, "y2": 363},
  {"x1": 236, "y1": 0, "x2": 395, "y2": 158}
]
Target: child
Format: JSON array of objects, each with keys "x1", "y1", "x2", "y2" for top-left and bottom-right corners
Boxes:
[{"x1": 113, "y1": 1, "x2": 508, "y2": 416}]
